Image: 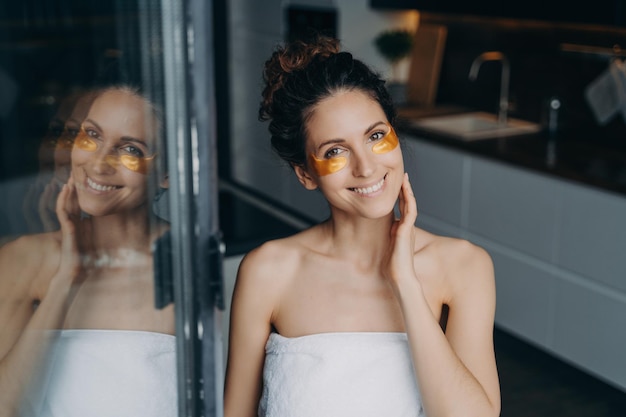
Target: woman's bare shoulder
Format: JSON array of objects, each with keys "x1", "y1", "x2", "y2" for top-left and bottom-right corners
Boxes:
[
  {"x1": 414, "y1": 228, "x2": 494, "y2": 295},
  {"x1": 0, "y1": 232, "x2": 61, "y2": 291},
  {"x1": 230, "y1": 229, "x2": 317, "y2": 326},
  {"x1": 236, "y1": 228, "x2": 315, "y2": 288},
  {"x1": 0, "y1": 232, "x2": 60, "y2": 265}
]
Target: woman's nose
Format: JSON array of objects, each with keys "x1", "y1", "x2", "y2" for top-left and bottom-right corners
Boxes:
[
  {"x1": 351, "y1": 149, "x2": 375, "y2": 177},
  {"x1": 91, "y1": 152, "x2": 118, "y2": 174}
]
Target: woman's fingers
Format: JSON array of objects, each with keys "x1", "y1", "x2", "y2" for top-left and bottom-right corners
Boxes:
[
  {"x1": 398, "y1": 173, "x2": 417, "y2": 228},
  {"x1": 66, "y1": 176, "x2": 81, "y2": 218},
  {"x1": 384, "y1": 174, "x2": 419, "y2": 286},
  {"x1": 54, "y1": 178, "x2": 81, "y2": 275}
]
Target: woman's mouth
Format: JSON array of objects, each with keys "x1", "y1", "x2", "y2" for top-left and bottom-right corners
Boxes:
[
  {"x1": 86, "y1": 176, "x2": 122, "y2": 192},
  {"x1": 349, "y1": 175, "x2": 386, "y2": 195}
]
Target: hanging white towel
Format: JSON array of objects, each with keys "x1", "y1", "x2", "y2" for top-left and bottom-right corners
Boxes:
[
  {"x1": 585, "y1": 59, "x2": 626, "y2": 125},
  {"x1": 259, "y1": 332, "x2": 424, "y2": 417}
]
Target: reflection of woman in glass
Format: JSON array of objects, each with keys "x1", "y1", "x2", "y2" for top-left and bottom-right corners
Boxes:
[
  {"x1": 0, "y1": 86, "x2": 175, "y2": 416},
  {"x1": 23, "y1": 89, "x2": 99, "y2": 233},
  {"x1": 225, "y1": 37, "x2": 500, "y2": 417}
]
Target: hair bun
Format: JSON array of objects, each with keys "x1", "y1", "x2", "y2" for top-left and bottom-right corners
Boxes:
[{"x1": 260, "y1": 36, "x2": 340, "y2": 121}]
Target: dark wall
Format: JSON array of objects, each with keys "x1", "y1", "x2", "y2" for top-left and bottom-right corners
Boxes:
[{"x1": 0, "y1": 1, "x2": 145, "y2": 180}]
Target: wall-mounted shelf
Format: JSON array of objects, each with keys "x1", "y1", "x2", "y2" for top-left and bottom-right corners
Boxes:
[{"x1": 560, "y1": 43, "x2": 626, "y2": 61}]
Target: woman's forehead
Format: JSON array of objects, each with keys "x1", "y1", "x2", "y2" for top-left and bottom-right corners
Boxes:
[
  {"x1": 90, "y1": 90, "x2": 146, "y2": 118},
  {"x1": 88, "y1": 90, "x2": 156, "y2": 138},
  {"x1": 307, "y1": 90, "x2": 387, "y2": 140}
]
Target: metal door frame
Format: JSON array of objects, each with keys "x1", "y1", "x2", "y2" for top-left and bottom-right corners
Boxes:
[{"x1": 156, "y1": 0, "x2": 224, "y2": 415}]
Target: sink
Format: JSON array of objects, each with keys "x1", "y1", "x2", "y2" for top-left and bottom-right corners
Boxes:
[{"x1": 410, "y1": 111, "x2": 542, "y2": 141}]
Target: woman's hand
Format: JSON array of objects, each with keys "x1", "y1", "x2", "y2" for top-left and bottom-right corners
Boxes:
[
  {"x1": 38, "y1": 180, "x2": 61, "y2": 232},
  {"x1": 50, "y1": 175, "x2": 87, "y2": 291},
  {"x1": 382, "y1": 173, "x2": 419, "y2": 290}
]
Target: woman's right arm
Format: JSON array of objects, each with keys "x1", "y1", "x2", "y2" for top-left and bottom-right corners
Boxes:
[
  {"x1": 0, "y1": 181, "x2": 81, "y2": 417},
  {"x1": 224, "y1": 245, "x2": 281, "y2": 417}
]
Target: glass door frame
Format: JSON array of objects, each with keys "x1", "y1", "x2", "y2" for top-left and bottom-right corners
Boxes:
[{"x1": 147, "y1": 0, "x2": 225, "y2": 415}]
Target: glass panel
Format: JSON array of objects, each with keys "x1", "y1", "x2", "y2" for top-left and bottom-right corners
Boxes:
[{"x1": 0, "y1": 1, "x2": 222, "y2": 415}]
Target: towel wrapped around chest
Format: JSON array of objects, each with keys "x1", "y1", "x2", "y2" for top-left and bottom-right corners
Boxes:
[
  {"x1": 259, "y1": 332, "x2": 424, "y2": 417},
  {"x1": 21, "y1": 329, "x2": 177, "y2": 417}
]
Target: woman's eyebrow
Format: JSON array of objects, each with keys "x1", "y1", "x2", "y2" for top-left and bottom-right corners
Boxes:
[
  {"x1": 84, "y1": 118, "x2": 149, "y2": 148},
  {"x1": 315, "y1": 121, "x2": 388, "y2": 151},
  {"x1": 120, "y1": 136, "x2": 149, "y2": 148},
  {"x1": 316, "y1": 138, "x2": 345, "y2": 152},
  {"x1": 83, "y1": 118, "x2": 102, "y2": 131},
  {"x1": 363, "y1": 121, "x2": 387, "y2": 134}
]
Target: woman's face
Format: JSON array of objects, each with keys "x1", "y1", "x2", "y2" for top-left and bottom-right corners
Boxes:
[
  {"x1": 71, "y1": 89, "x2": 158, "y2": 217},
  {"x1": 54, "y1": 91, "x2": 96, "y2": 184},
  {"x1": 298, "y1": 89, "x2": 404, "y2": 219},
  {"x1": 38, "y1": 94, "x2": 78, "y2": 173}
]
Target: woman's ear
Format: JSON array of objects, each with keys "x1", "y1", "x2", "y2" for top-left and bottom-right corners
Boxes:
[{"x1": 293, "y1": 164, "x2": 318, "y2": 190}]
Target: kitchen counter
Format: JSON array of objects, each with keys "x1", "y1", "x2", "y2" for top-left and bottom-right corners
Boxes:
[{"x1": 397, "y1": 106, "x2": 626, "y2": 197}]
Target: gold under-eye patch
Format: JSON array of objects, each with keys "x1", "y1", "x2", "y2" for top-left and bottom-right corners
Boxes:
[
  {"x1": 309, "y1": 154, "x2": 348, "y2": 176},
  {"x1": 74, "y1": 129, "x2": 98, "y2": 152},
  {"x1": 74, "y1": 128, "x2": 155, "y2": 174},
  {"x1": 371, "y1": 128, "x2": 399, "y2": 154},
  {"x1": 117, "y1": 154, "x2": 154, "y2": 174}
]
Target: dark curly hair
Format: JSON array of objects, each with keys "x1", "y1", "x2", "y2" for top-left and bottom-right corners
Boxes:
[{"x1": 259, "y1": 36, "x2": 396, "y2": 167}]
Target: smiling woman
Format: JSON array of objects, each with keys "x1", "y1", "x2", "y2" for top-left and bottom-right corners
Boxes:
[
  {"x1": 224, "y1": 36, "x2": 501, "y2": 417},
  {"x1": 0, "y1": 85, "x2": 175, "y2": 417},
  {"x1": 71, "y1": 87, "x2": 163, "y2": 217}
]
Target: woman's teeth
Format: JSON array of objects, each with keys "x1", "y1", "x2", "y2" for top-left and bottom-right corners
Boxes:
[
  {"x1": 352, "y1": 177, "x2": 385, "y2": 195},
  {"x1": 87, "y1": 176, "x2": 119, "y2": 192}
]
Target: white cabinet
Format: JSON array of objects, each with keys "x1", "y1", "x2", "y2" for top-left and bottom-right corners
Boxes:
[
  {"x1": 487, "y1": 246, "x2": 556, "y2": 347},
  {"x1": 552, "y1": 276, "x2": 626, "y2": 389},
  {"x1": 404, "y1": 134, "x2": 626, "y2": 391},
  {"x1": 468, "y1": 158, "x2": 560, "y2": 263},
  {"x1": 557, "y1": 182, "x2": 626, "y2": 293}
]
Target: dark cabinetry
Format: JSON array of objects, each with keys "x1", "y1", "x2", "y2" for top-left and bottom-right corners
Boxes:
[{"x1": 370, "y1": 0, "x2": 626, "y2": 27}]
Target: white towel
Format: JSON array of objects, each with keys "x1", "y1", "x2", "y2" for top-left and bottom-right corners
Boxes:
[
  {"x1": 585, "y1": 59, "x2": 626, "y2": 125},
  {"x1": 259, "y1": 332, "x2": 424, "y2": 417},
  {"x1": 21, "y1": 329, "x2": 177, "y2": 417}
]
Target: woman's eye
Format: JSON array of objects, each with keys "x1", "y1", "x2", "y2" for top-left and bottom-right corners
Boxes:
[
  {"x1": 323, "y1": 148, "x2": 344, "y2": 159},
  {"x1": 85, "y1": 128, "x2": 99, "y2": 138},
  {"x1": 119, "y1": 145, "x2": 145, "y2": 158},
  {"x1": 369, "y1": 131, "x2": 386, "y2": 141}
]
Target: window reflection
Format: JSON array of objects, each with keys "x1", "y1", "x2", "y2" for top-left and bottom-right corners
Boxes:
[
  {"x1": 0, "y1": 84, "x2": 176, "y2": 416},
  {"x1": 22, "y1": 89, "x2": 98, "y2": 233},
  {"x1": 0, "y1": 2, "x2": 177, "y2": 416}
]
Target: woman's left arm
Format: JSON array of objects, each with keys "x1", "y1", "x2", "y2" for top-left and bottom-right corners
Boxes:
[{"x1": 385, "y1": 174, "x2": 500, "y2": 417}]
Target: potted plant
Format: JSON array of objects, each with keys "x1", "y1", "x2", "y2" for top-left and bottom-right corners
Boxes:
[{"x1": 374, "y1": 29, "x2": 413, "y2": 104}]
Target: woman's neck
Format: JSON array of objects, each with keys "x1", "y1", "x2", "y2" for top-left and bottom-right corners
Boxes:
[
  {"x1": 80, "y1": 206, "x2": 155, "y2": 253},
  {"x1": 321, "y1": 211, "x2": 396, "y2": 268}
]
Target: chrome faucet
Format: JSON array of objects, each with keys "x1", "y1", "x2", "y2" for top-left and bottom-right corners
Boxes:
[{"x1": 469, "y1": 51, "x2": 510, "y2": 125}]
